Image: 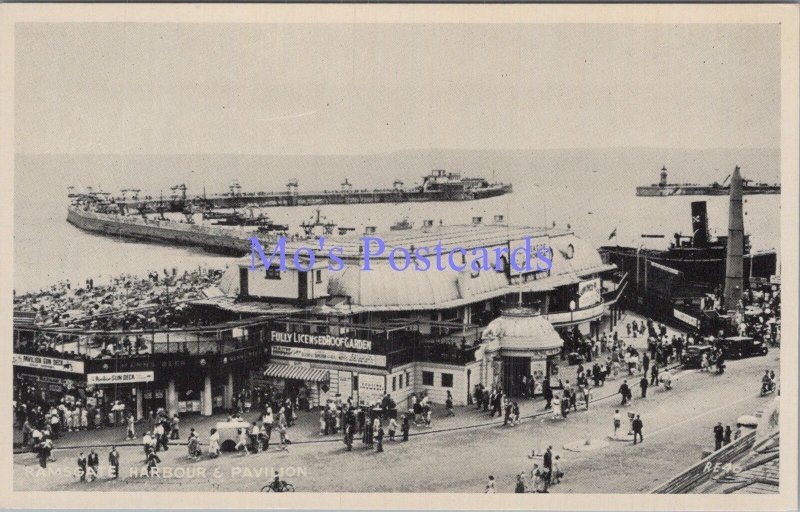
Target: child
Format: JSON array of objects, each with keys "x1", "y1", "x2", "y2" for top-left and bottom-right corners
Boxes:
[{"x1": 235, "y1": 429, "x2": 249, "y2": 457}]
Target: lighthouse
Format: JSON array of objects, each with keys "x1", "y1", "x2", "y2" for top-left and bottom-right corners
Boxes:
[
  {"x1": 723, "y1": 166, "x2": 744, "y2": 311},
  {"x1": 659, "y1": 166, "x2": 668, "y2": 187}
]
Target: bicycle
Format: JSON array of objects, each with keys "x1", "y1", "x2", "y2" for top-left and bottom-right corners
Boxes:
[{"x1": 261, "y1": 480, "x2": 295, "y2": 492}]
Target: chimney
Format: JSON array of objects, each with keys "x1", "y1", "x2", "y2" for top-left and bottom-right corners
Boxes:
[
  {"x1": 724, "y1": 166, "x2": 744, "y2": 311},
  {"x1": 690, "y1": 201, "x2": 709, "y2": 247},
  {"x1": 472, "y1": 216, "x2": 482, "y2": 225}
]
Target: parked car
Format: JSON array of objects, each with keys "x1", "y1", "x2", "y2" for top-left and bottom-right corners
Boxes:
[
  {"x1": 681, "y1": 344, "x2": 714, "y2": 369},
  {"x1": 720, "y1": 336, "x2": 768, "y2": 359},
  {"x1": 215, "y1": 421, "x2": 251, "y2": 452}
]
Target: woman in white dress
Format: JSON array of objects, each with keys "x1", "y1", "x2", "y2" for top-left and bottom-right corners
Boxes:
[{"x1": 208, "y1": 428, "x2": 220, "y2": 458}]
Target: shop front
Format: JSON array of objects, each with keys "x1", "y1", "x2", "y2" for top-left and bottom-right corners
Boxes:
[
  {"x1": 263, "y1": 318, "x2": 403, "y2": 408},
  {"x1": 479, "y1": 308, "x2": 564, "y2": 397},
  {"x1": 13, "y1": 353, "x2": 87, "y2": 404}
]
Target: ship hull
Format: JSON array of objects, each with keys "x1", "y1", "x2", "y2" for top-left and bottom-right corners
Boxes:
[{"x1": 600, "y1": 245, "x2": 777, "y2": 289}]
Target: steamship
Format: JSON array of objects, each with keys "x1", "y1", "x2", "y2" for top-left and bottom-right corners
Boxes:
[{"x1": 600, "y1": 200, "x2": 777, "y2": 288}]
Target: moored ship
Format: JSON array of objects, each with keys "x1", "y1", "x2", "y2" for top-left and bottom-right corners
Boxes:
[{"x1": 636, "y1": 166, "x2": 780, "y2": 197}]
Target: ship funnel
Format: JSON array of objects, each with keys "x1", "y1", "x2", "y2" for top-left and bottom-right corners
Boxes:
[
  {"x1": 724, "y1": 166, "x2": 744, "y2": 311},
  {"x1": 690, "y1": 201, "x2": 710, "y2": 247}
]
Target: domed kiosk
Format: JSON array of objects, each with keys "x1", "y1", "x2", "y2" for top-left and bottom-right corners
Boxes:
[{"x1": 480, "y1": 307, "x2": 564, "y2": 396}]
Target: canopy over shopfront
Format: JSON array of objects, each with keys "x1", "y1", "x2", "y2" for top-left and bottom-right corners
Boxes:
[{"x1": 262, "y1": 363, "x2": 329, "y2": 383}]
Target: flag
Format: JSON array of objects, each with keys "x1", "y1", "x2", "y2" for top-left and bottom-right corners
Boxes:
[{"x1": 608, "y1": 227, "x2": 617, "y2": 240}]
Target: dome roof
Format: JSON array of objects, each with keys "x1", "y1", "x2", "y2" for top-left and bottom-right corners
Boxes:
[{"x1": 482, "y1": 308, "x2": 564, "y2": 356}]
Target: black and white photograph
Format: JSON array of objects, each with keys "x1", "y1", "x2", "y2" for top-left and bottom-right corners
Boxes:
[{"x1": 1, "y1": 4, "x2": 797, "y2": 509}]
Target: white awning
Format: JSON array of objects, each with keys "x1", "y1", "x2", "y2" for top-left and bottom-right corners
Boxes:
[{"x1": 263, "y1": 363, "x2": 329, "y2": 383}]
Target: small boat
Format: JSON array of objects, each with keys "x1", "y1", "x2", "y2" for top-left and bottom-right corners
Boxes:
[{"x1": 390, "y1": 218, "x2": 414, "y2": 231}]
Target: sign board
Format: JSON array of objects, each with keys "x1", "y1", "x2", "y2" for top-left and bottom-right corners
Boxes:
[
  {"x1": 17, "y1": 373, "x2": 81, "y2": 389},
  {"x1": 338, "y1": 371, "x2": 353, "y2": 399},
  {"x1": 530, "y1": 360, "x2": 546, "y2": 382},
  {"x1": 13, "y1": 354, "x2": 84, "y2": 374},
  {"x1": 270, "y1": 330, "x2": 373, "y2": 352},
  {"x1": 87, "y1": 371, "x2": 155, "y2": 385},
  {"x1": 271, "y1": 345, "x2": 387, "y2": 368},
  {"x1": 357, "y1": 373, "x2": 385, "y2": 406},
  {"x1": 673, "y1": 308, "x2": 700, "y2": 329},
  {"x1": 578, "y1": 278, "x2": 602, "y2": 309}
]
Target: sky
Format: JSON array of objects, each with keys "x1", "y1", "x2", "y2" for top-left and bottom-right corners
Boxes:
[{"x1": 14, "y1": 22, "x2": 781, "y2": 155}]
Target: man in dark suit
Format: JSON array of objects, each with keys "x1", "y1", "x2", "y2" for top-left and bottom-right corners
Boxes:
[
  {"x1": 619, "y1": 380, "x2": 631, "y2": 405},
  {"x1": 108, "y1": 446, "x2": 120, "y2": 479},
  {"x1": 543, "y1": 380, "x2": 553, "y2": 410},
  {"x1": 87, "y1": 449, "x2": 100, "y2": 482},
  {"x1": 543, "y1": 446, "x2": 553, "y2": 490},
  {"x1": 632, "y1": 415, "x2": 643, "y2": 444},
  {"x1": 713, "y1": 422, "x2": 725, "y2": 450}
]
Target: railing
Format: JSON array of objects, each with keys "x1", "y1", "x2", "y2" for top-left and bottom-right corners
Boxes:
[{"x1": 650, "y1": 430, "x2": 757, "y2": 493}]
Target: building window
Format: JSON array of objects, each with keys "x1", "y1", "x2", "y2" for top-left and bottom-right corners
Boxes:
[
  {"x1": 398, "y1": 374, "x2": 403, "y2": 389},
  {"x1": 265, "y1": 268, "x2": 281, "y2": 280},
  {"x1": 441, "y1": 373, "x2": 454, "y2": 388},
  {"x1": 422, "y1": 371, "x2": 434, "y2": 386},
  {"x1": 392, "y1": 376, "x2": 397, "y2": 391},
  {"x1": 315, "y1": 270, "x2": 322, "y2": 284}
]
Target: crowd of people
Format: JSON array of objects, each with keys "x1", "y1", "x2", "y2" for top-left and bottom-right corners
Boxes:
[{"x1": 13, "y1": 266, "x2": 224, "y2": 330}]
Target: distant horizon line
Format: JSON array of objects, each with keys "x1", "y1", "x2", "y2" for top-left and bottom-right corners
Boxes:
[{"x1": 15, "y1": 146, "x2": 781, "y2": 158}]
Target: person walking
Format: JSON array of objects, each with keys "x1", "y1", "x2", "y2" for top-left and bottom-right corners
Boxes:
[
  {"x1": 108, "y1": 446, "x2": 120, "y2": 479},
  {"x1": 77, "y1": 452, "x2": 87, "y2": 482},
  {"x1": 445, "y1": 391, "x2": 455, "y2": 417},
  {"x1": 543, "y1": 446, "x2": 553, "y2": 491},
  {"x1": 145, "y1": 448, "x2": 161, "y2": 477},
  {"x1": 543, "y1": 383, "x2": 553, "y2": 410},
  {"x1": 375, "y1": 423, "x2": 384, "y2": 453},
  {"x1": 170, "y1": 414, "x2": 180, "y2": 440},
  {"x1": 485, "y1": 475, "x2": 496, "y2": 493},
  {"x1": 126, "y1": 413, "x2": 136, "y2": 440},
  {"x1": 388, "y1": 417, "x2": 398, "y2": 441},
  {"x1": 650, "y1": 364, "x2": 659, "y2": 387},
  {"x1": 714, "y1": 422, "x2": 725, "y2": 451},
  {"x1": 639, "y1": 376, "x2": 649, "y2": 399},
  {"x1": 208, "y1": 428, "x2": 220, "y2": 458},
  {"x1": 87, "y1": 449, "x2": 100, "y2": 482},
  {"x1": 632, "y1": 415, "x2": 643, "y2": 445},
  {"x1": 401, "y1": 414, "x2": 410, "y2": 442},
  {"x1": 613, "y1": 409, "x2": 622, "y2": 438},
  {"x1": 619, "y1": 380, "x2": 631, "y2": 406}
]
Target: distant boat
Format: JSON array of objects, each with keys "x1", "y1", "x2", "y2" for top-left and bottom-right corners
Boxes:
[{"x1": 390, "y1": 218, "x2": 414, "y2": 231}]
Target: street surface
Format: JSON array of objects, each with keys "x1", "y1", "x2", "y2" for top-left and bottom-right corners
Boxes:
[{"x1": 14, "y1": 347, "x2": 779, "y2": 493}]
